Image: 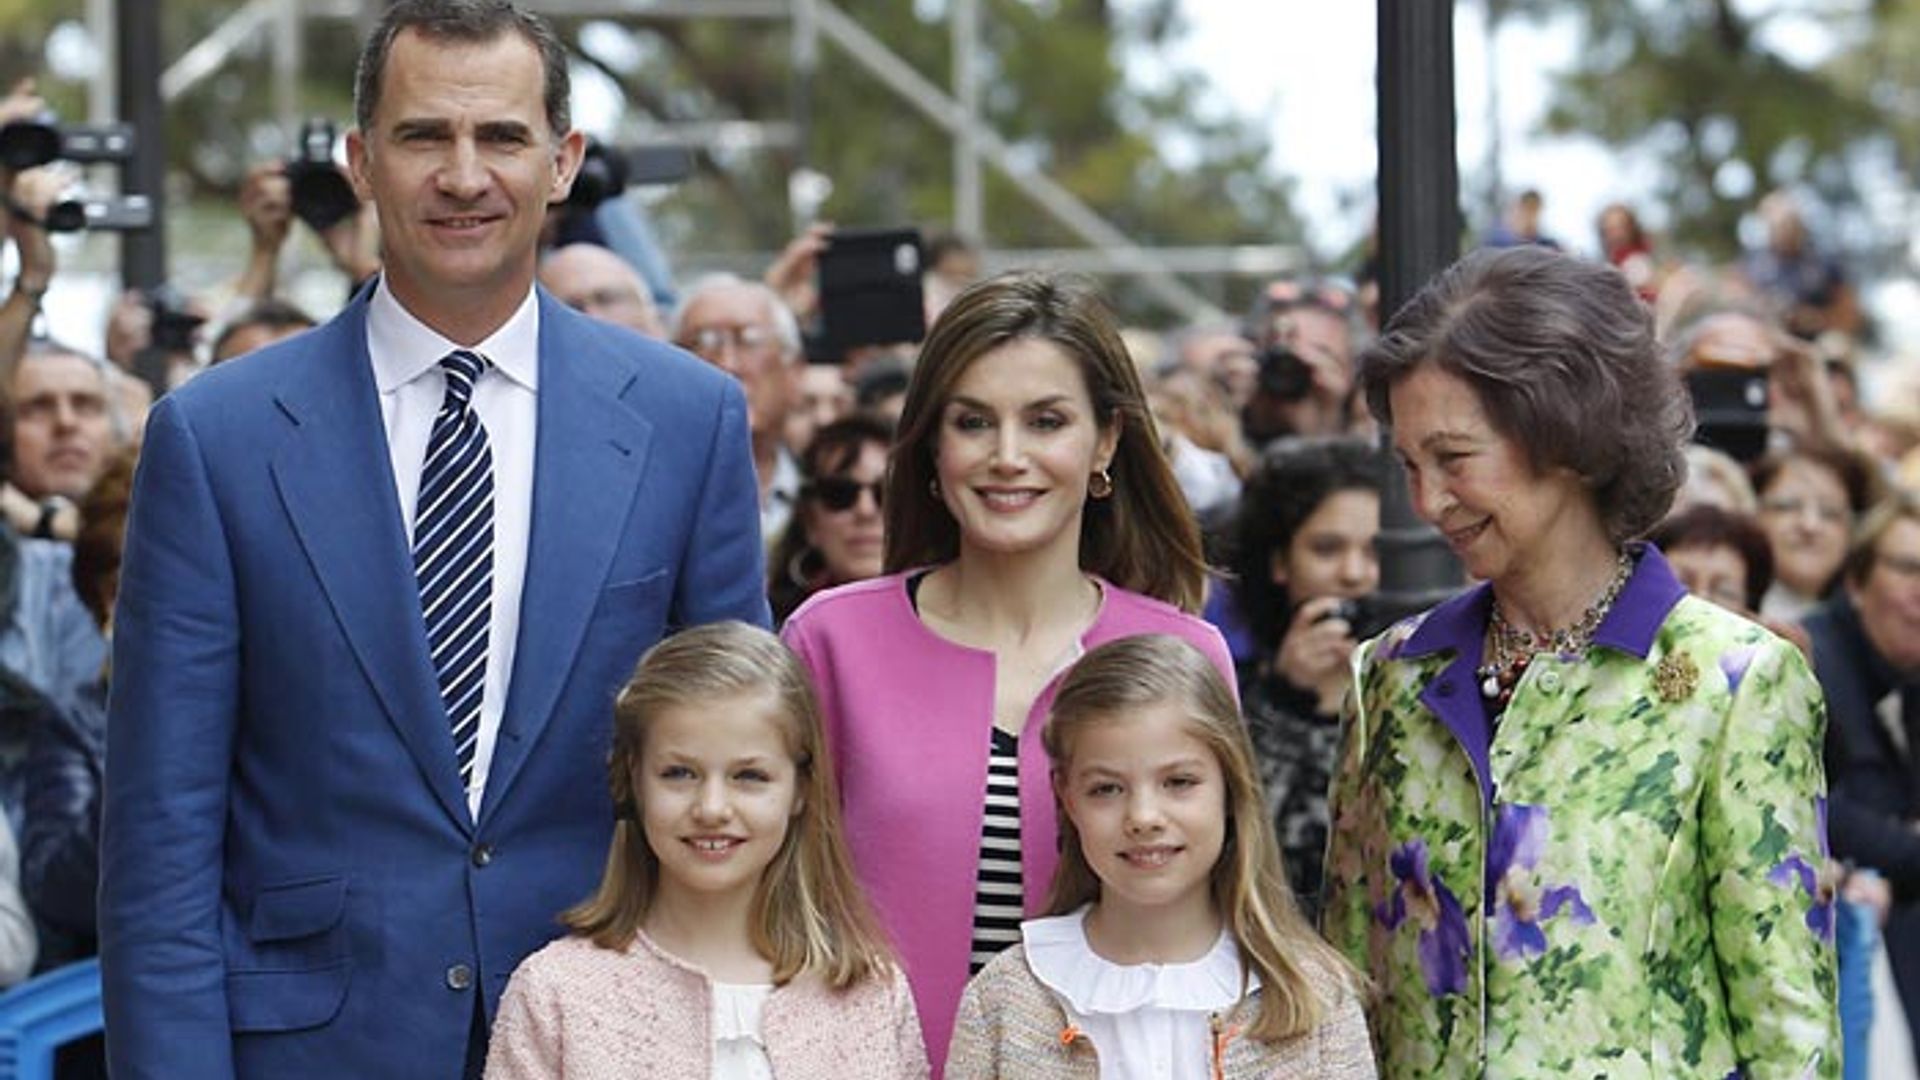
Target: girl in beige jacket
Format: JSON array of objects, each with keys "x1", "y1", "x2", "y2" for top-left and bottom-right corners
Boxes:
[{"x1": 946, "y1": 636, "x2": 1374, "y2": 1079}]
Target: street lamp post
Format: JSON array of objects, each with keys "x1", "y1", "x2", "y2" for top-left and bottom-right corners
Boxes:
[
  {"x1": 116, "y1": 0, "x2": 166, "y2": 290},
  {"x1": 1375, "y1": 0, "x2": 1466, "y2": 613}
]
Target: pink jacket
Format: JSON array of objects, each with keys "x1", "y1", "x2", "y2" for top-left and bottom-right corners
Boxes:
[
  {"x1": 485, "y1": 931, "x2": 928, "y2": 1079},
  {"x1": 781, "y1": 573, "x2": 1236, "y2": 1075}
]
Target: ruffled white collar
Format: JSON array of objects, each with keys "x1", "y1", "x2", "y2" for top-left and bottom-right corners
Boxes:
[{"x1": 1022, "y1": 906, "x2": 1254, "y2": 1015}]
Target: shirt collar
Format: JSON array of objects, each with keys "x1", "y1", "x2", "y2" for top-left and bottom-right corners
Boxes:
[
  {"x1": 366, "y1": 275, "x2": 541, "y2": 393},
  {"x1": 1398, "y1": 542, "x2": 1687, "y2": 663}
]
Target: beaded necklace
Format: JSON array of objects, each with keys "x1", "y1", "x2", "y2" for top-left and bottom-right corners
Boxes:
[{"x1": 1477, "y1": 551, "x2": 1633, "y2": 711}]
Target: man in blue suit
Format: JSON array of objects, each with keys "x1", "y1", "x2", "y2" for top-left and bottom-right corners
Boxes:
[{"x1": 98, "y1": 2, "x2": 770, "y2": 1076}]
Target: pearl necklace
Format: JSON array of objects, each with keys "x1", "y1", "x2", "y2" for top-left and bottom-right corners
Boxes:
[{"x1": 1477, "y1": 551, "x2": 1633, "y2": 708}]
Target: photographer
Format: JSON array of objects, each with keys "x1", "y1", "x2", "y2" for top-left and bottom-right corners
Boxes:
[
  {"x1": 1227, "y1": 436, "x2": 1382, "y2": 916},
  {"x1": 1671, "y1": 305, "x2": 1851, "y2": 457},
  {"x1": 1240, "y1": 278, "x2": 1359, "y2": 446},
  {"x1": 229, "y1": 147, "x2": 381, "y2": 311}
]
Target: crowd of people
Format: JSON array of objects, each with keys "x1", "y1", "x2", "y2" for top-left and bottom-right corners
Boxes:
[{"x1": 0, "y1": 0, "x2": 1915, "y2": 1076}]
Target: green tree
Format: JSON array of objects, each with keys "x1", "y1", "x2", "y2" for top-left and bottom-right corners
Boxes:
[{"x1": 1515, "y1": 0, "x2": 1906, "y2": 259}]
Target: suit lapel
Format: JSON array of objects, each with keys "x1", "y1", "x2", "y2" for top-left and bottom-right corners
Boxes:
[
  {"x1": 482, "y1": 297, "x2": 653, "y2": 823},
  {"x1": 269, "y1": 302, "x2": 474, "y2": 830}
]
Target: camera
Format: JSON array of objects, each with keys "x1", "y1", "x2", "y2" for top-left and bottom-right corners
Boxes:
[
  {"x1": 0, "y1": 116, "x2": 135, "y2": 171},
  {"x1": 34, "y1": 193, "x2": 153, "y2": 233},
  {"x1": 1685, "y1": 367, "x2": 1770, "y2": 464},
  {"x1": 1315, "y1": 596, "x2": 1393, "y2": 641},
  {"x1": 286, "y1": 119, "x2": 359, "y2": 232},
  {"x1": 1256, "y1": 343, "x2": 1314, "y2": 402},
  {"x1": 565, "y1": 139, "x2": 694, "y2": 210},
  {"x1": 146, "y1": 285, "x2": 206, "y2": 354},
  {"x1": 806, "y1": 226, "x2": 927, "y2": 361}
]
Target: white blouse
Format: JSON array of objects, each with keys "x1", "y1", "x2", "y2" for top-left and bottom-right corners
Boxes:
[
  {"x1": 1023, "y1": 907, "x2": 1255, "y2": 1080},
  {"x1": 710, "y1": 982, "x2": 775, "y2": 1080}
]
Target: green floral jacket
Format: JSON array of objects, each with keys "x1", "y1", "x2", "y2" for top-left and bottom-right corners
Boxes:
[{"x1": 1323, "y1": 547, "x2": 1839, "y2": 1078}]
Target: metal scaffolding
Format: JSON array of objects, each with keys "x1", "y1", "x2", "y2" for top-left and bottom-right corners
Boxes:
[{"x1": 93, "y1": 0, "x2": 1298, "y2": 317}]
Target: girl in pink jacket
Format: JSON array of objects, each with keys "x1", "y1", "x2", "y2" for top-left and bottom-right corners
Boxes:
[{"x1": 486, "y1": 622, "x2": 928, "y2": 1079}]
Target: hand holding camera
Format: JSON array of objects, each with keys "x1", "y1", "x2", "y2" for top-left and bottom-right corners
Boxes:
[
  {"x1": 1277, "y1": 595, "x2": 1366, "y2": 715},
  {"x1": 240, "y1": 160, "x2": 294, "y2": 256}
]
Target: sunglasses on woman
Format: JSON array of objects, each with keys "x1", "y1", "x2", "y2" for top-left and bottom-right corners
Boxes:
[{"x1": 807, "y1": 476, "x2": 885, "y2": 512}]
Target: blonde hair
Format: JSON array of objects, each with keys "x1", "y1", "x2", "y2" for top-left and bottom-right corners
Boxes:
[
  {"x1": 883, "y1": 271, "x2": 1209, "y2": 612},
  {"x1": 563, "y1": 622, "x2": 895, "y2": 988},
  {"x1": 1042, "y1": 635, "x2": 1358, "y2": 1042}
]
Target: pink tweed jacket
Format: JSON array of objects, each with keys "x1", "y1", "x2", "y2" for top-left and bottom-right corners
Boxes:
[{"x1": 485, "y1": 931, "x2": 930, "y2": 1079}]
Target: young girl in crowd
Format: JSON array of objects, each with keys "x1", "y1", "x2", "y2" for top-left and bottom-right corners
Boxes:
[
  {"x1": 945, "y1": 635, "x2": 1374, "y2": 1078},
  {"x1": 486, "y1": 622, "x2": 928, "y2": 1079}
]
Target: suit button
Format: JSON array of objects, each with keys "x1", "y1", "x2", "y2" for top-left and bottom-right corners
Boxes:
[
  {"x1": 1538, "y1": 670, "x2": 1562, "y2": 693},
  {"x1": 471, "y1": 844, "x2": 493, "y2": 868},
  {"x1": 446, "y1": 964, "x2": 474, "y2": 991}
]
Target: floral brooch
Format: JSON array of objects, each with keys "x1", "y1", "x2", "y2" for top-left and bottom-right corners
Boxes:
[{"x1": 1653, "y1": 651, "x2": 1699, "y2": 703}]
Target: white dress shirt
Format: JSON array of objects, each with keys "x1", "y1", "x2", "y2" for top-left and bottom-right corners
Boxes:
[{"x1": 367, "y1": 278, "x2": 538, "y2": 818}]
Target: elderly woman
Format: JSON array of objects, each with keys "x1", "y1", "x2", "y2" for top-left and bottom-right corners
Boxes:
[{"x1": 1322, "y1": 247, "x2": 1838, "y2": 1077}]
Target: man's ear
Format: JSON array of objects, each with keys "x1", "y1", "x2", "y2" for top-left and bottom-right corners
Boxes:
[
  {"x1": 546, "y1": 129, "x2": 587, "y2": 205},
  {"x1": 345, "y1": 128, "x2": 374, "y2": 203}
]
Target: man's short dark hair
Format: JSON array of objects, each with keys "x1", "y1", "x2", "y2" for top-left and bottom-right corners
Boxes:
[
  {"x1": 354, "y1": 0, "x2": 571, "y2": 137},
  {"x1": 212, "y1": 299, "x2": 317, "y2": 363}
]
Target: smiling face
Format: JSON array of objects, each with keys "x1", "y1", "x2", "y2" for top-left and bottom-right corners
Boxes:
[
  {"x1": 634, "y1": 693, "x2": 801, "y2": 913},
  {"x1": 347, "y1": 28, "x2": 583, "y2": 339},
  {"x1": 1757, "y1": 457, "x2": 1852, "y2": 599},
  {"x1": 1851, "y1": 517, "x2": 1920, "y2": 673},
  {"x1": 933, "y1": 337, "x2": 1119, "y2": 567},
  {"x1": 1274, "y1": 487, "x2": 1380, "y2": 607},
  {"x1": 804, "y1": 439, "x2": 888, "y2": 585},
  {"x1": 1057, "y1": 703, "x2": 1226, "y2": 924},
  {"x1": 1388, "y1": 364, "x2": 1606, "y2": 588}
]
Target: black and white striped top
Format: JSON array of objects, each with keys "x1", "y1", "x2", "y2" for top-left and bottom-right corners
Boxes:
[{"x1": 969, "y1": 727, "x2": 1023, "y2": 973}]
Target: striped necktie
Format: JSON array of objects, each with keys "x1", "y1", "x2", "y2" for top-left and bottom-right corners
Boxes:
[{"x1": 414, "y1": 348, "x2": 494, "y2": 791}]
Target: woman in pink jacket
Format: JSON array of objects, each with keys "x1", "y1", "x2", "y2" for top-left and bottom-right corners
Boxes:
[{"x1": 782, "y1": 271, "x2": 1234, "y2": 1073}]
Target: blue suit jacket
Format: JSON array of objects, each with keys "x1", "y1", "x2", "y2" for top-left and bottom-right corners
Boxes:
[{"x1": 99, "y1": 288, "x2": 770, "y2": 1078}]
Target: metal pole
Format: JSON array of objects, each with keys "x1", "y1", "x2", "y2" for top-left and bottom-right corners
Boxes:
[
  {"x1": 117, "y1": 0, "x2": 166, "y2": 290},
  {"x1": 790, "y1": 0, "x2": 817, "y2": 228},
  {"x1": 1376, "y1": 0, "x2": 1465, "y2": 608},
  {"x1": 274, "y1": 0, "x2": 302, "y2": 137},
  {"x1": 86, "y1": 0, "x2": 117, "y2": 125},
  {"x1": 1483, "y1": 0, "x2": 1504, "y2": 226},
  {"x1": 951, "y1": 0, "x2": 981, "y2": 241}
]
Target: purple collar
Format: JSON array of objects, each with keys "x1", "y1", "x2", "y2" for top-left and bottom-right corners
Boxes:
[
  {"x1": 1391, "y1": 543, "x2": 1689, "y2": 805},
  {"x1": 1398, "y1": 542, "x2": 1688, "y2": 664}
]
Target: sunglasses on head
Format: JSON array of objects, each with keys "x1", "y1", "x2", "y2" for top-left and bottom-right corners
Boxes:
[{"x1": 807, "y1": 476, "x2": 884, "y2": 512}]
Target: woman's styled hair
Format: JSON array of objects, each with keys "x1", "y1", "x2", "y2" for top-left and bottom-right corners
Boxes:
[
  {"x1": 1041, "y1": 634, "x2": 1358, "y2": 1042},
  {"x1": 1648, "y1": 504, "x2": 1776, "y2": 612},
  {"x1": 1358, "y1": 245, "x2": 1693, "y2": 542},
  {"x1": 883, "y1": 271, "x2": 1209, "y2": 613},
  {"x1": 768, "y1": 415, "x2": 896, "y2": 623},
  {"x1": 563, "y1": 622, "x2": 894, "y2": 988},
  {"x1": 1230, "y1": 437, "x2": 1384, "y2": 653}
]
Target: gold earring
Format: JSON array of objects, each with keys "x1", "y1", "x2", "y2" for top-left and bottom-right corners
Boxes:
[
  {"x1": 929, "y1": 477, "x2": 941, "y2": 498},
  {"x1": 1089, "y1": 468, "x2": 1113, "y2": 499}
]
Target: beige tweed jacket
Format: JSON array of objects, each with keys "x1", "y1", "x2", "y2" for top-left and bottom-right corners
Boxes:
[{"x1": 944, "y1": 943, "x2": 1376, "y2": 1079}]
